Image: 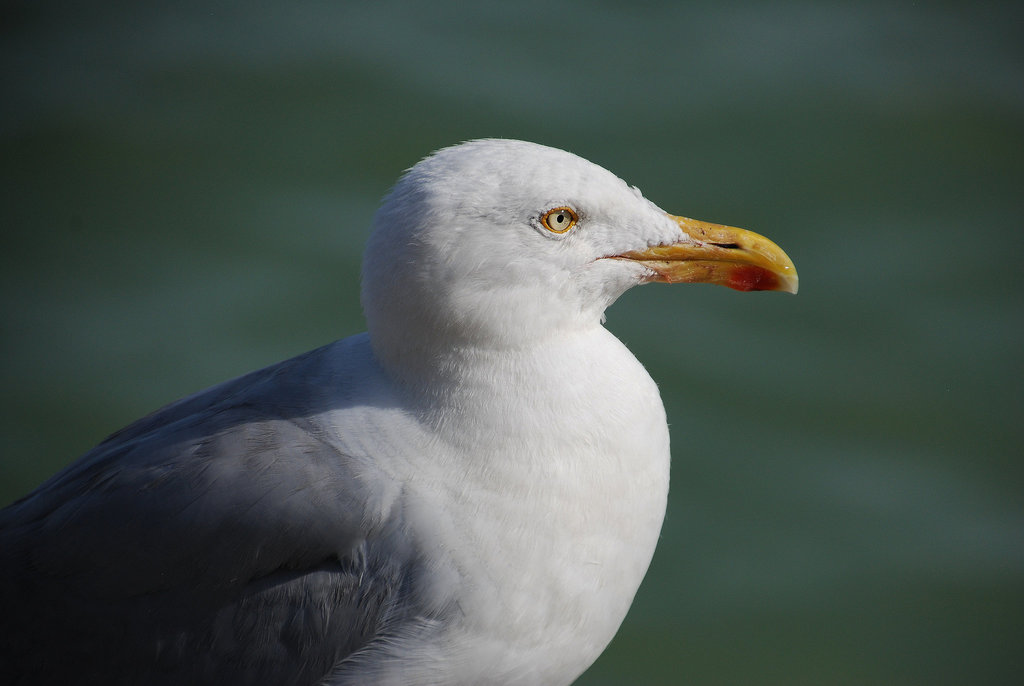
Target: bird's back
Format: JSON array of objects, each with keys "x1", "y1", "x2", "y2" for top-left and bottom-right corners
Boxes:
[{"x1": 0, "y1": 337, "x2": 448, "y2": 685}]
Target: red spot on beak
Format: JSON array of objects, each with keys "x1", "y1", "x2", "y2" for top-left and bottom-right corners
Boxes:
[{"x1": 726, "y1": 265, "x2": 780, "y2": 292}]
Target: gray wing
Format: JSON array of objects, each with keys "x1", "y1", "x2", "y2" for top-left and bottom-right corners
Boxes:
[{"x1": 0, "y1": 347, "x2": 436, "y2": 685}]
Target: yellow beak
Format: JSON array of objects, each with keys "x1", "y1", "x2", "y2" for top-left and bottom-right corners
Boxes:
[{"x1": 616, "y1": 215, "x2": 798, "y2": 294}]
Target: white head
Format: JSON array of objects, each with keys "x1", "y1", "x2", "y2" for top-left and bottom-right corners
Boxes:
[{"x1": 360, "y1": 139, "x2": 796, "y2": 383}]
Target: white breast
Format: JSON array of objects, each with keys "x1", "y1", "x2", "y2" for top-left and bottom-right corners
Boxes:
[{"x1": 403, "y1": 327, "x2": 671, "y2": 685}]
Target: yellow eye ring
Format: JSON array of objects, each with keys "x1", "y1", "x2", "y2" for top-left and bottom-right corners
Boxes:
[{"x1": 541, "y1": 206, "x2": 579, "y2": 234}]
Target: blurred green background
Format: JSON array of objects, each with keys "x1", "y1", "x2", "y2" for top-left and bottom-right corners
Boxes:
[{"x1": 2, "y1": 1, "x2": 1022, "y2": 684}]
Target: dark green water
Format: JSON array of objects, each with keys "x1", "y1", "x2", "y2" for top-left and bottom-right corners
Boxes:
[{"x1": 3, "y1": 2, "x2": 1022, "y2": 684}]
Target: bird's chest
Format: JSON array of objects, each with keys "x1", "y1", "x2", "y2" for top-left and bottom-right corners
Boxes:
[{"x1": 408, "y1": 343, "x2": 671, "y2": 683}]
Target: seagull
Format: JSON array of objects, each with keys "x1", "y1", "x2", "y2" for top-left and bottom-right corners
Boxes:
[{"x1": 0, "y1": 139, "x2": 797, "y2": 685}]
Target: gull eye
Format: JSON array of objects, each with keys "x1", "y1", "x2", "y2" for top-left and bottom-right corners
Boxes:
[{"x1": 541, "y1": 206, "x2": 579, "y2": 234}]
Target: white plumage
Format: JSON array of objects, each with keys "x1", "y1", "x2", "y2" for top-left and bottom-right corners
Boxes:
[{"x1": 0, "y1": 139, "x2": 796, "y2": 685}]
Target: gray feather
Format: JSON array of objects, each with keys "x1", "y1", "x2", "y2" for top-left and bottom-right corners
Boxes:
[{"x1": 0, "y1": 345, "x2": 443, "y2": 685}]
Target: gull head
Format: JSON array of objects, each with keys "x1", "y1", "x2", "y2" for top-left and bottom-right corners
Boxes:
[{"x1": 360, "y1": 139, "x2": 796, "y2": 379}]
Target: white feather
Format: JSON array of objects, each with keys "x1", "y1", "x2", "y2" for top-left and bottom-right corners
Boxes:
[{"x1": 347, "y1": 139, "x2": 680, "y2": 684}]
